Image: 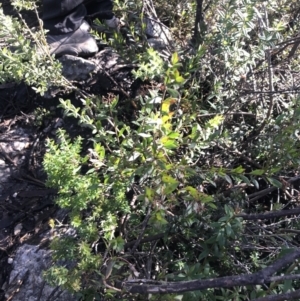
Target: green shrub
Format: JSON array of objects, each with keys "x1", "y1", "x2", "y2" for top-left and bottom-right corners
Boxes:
[{"x1": 3, "y1": 0, "x2": 300, "y2": 299}]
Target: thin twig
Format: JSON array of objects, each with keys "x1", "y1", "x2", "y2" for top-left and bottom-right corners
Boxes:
[{"x1": 197, "y1": 112, "x2": 256, "y2": 118}]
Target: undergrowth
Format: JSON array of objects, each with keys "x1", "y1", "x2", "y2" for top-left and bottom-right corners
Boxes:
[{"x1": 2, "y1": 0, "x2": 300, "y2": 300}]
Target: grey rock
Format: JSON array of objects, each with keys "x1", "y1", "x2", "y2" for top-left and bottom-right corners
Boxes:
[
  {"x1": 6, "y1": 244, "x2": 77, "y2": 301},
  {"x1": 148, "y1": 37, "x2": 169, "y2": 50},
  {"x1": 143, "y1": 17, "x2": 171, "y2": 40},
  {"x1": 0, "y1": 128, "x2": 32, "y2": 195},
  {"x1": 143, "y1": 17, "x2": 173, "y2": 50},
  {"x1": 58, "y1": 55, "x2": 97, "y2": 81},
  {"x1": 91, "y1": 48, "x2": 122, "y2": 72}
]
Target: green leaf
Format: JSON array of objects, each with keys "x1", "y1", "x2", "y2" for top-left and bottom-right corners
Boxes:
[
  {"x1": 185, "y1": 186, "x2": 213, "y2": 203},
  {"x1": 224, "y1": 205, "x2": 232, "y2": 215},
  {"x1": 198, "y1": 248, "x2": 209, "y2": 261},
  {"x1": 167, "y1": 87, "x2": 181, "y2": 97},
  {"x1": 168, "y1": 132, "x2": 180, "y2": 139},
  {"x1": 162, "y1": 174, "x2": 179, "y2": 194},
  {"x1": 197, "y1": 44, "x2": 206, "y2": 57},
  {"x1": 105, "y1": 260, "x2": 115, "y2": 279},
  {"x1": 162, "y1": 174, "x2": 178, "y2": 184},
  {"x1": 161, "y1": 137, "x2": 178, "y2": 149},
  {"x1": 111, "y1": 236, "x2": 125, "y2": 253},
  {"x1": 232, "y1": 165, "x2": 245, "y2": 174},
  {"x1": 252, "y1": 178, "x2": 259, "y2": 189},
  {"x1": 208, "y1": 202, "x2": 217, "y2": 209},
  {"x1": 153, "y1": 210, "x2": 168, "y2": 225},
  {"x1": 239, "y1": 174, "x2": 251, "y2": 185},
  {"x1": 175, "y1": 75, "x2": 185, "y2": 83},
  {"x1": 225, "y1": 224, "x2": 232, "y2": 237},
  {"x1": 145, "y1": 187, "x2": 155, "y2": 201},
  {"x1": 223, "y1": 174, "x2": 232, "y2": 185},
  {"x1": 206, "y1": 115, "x2": 224, "y2": 128},
  {"x1": 250, "y1": 169, "x2": 265, "y2": 176},
  {"x1": 267, "y1": 177, "x2": 282, "y2": 188},
  {"x1": 283, "y1": 279, "x2": 293, "y2": 293}
]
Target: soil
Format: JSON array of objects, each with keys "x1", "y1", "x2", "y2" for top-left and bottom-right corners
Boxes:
[{"x1": 0, "y1": 83, "x2": 74, "y2": 299}]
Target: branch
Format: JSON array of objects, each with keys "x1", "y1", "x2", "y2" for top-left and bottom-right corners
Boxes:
[
  {"x1": 123, "y1": 249, "x2": 300, "y2": 294},
  {"x1": 236, "y1": 206, "x2": 300, "y2": 221},
  {"x1": 192, "y1": 0, "x2": 205, "y2": 44},
  {"x1": 288, "y1": 40, "x2": 300, "y2": 59},
  {"x1": 247, "y1": 174, "x2": 300, "y2": 202},
  {"x1": 124, "y1": 233, "x2": 165, "y2": 249}
]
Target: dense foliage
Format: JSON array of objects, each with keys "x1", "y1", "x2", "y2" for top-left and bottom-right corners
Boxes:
[{"x1": 2, "y1": 0, "x2": 300, "y2": 300}]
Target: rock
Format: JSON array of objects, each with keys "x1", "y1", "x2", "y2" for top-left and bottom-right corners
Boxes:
[
  {"x1": 143, "y1": 17, "x2": 173, "y2": 51},
  {"x1": 58, "y1": 55, "x2": 97, "y2": 81},
  {"x1": 143, "y1": 17, "x2": 171, "y2": 40},
  {"x1": 91, "y1": 48, "x2": 122, "y2": 72},
  {"x1": 0, "y1": 128, "x2": 33, "y2": 195},
  {"x1": 6, "y1": 244, "x2": 77, "y2": 301},
  {"x1": 148, "y1": 37, "x2": 169, "y2": 50}
]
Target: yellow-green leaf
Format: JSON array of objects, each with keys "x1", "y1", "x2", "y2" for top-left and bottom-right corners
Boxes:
[{"x1": 171, "y1": 52, "x2": 179, "y2": 65}]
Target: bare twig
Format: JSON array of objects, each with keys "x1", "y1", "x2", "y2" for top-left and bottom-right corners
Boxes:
[
  {"x1": 197, "y1": 112, "x2": 256, "y2": 118},
  {"x1": 288, "y1": 39, "x2": 300, "y2": 59},
  {"x1": 103, "y1": 279, "x2": 122, "y2": 292}
]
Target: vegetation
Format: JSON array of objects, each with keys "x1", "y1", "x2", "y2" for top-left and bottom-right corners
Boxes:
[{"x1": 2, "y1": 0, "x2": 300, "y2": 300}]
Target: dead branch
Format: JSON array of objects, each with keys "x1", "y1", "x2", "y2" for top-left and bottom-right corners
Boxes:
[
  {"x1": 247, "y1": 174, "x2": 300, "y2": 202},
  {"x1": 123, "y1": 248, "x2": 300, "y2": 294},
  {"x1": 236, "y1": 206, "x2": 300, "y2": 221},
  {"x1": 193, "y1": 0, "x2": 205, "y2": 43}
]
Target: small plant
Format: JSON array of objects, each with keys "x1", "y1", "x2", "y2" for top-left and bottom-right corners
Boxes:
[{"x1": 0, "y1": 3, "x2": 66, "y2": 95}]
